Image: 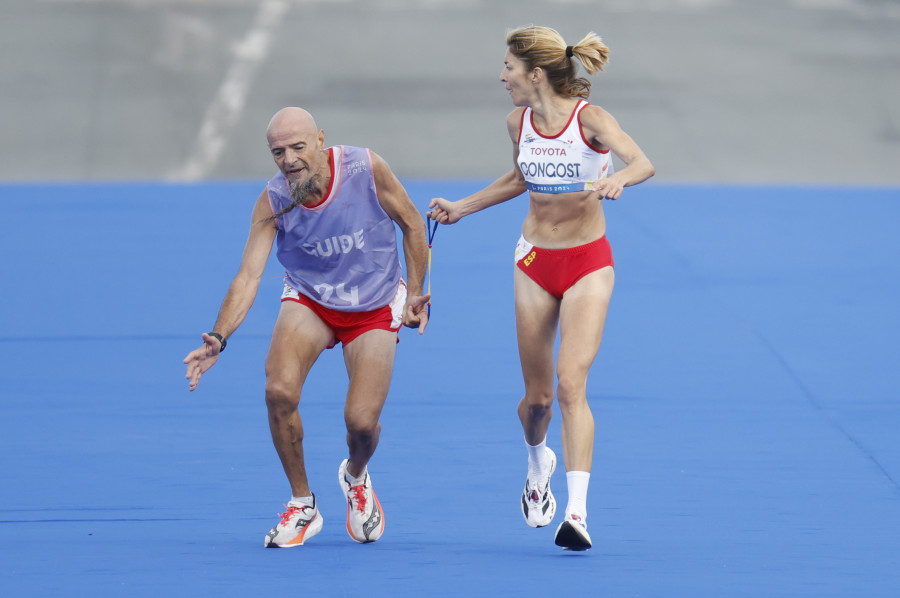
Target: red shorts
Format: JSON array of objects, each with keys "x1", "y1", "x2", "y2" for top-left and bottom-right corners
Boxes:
[
  {"x1": 281, "y1": 283, "x2": 405, "y2": 348},
  {"x1": 514, "y1": 235, "x2": 614, "y2": 299}
]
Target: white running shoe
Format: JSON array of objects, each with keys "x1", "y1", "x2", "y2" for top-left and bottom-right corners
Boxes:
[
  {"x1": 521, "y1": 447, "x2": 557, "y2": 528},
  {"x1": 263, "y1": 496, "x2": 323, "y2": 548},
  {"x1": 338, "y1": 459, "x2": 385, "y2": 543},
  {"x1": 554, "y1": 512, "x2": 592, "y2": 550}
]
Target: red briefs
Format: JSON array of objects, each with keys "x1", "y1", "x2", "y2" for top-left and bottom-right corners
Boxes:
[
  {"x1": 281, "y1": 281, "x2": 405, "y2": 348},
  {"x1": 514, "y1": 235, "x2": 614, "y2": 299}
]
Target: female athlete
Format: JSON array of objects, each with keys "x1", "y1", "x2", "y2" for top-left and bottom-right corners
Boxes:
[{"x1": 428, "y1": 25, "x2": 654, "y2": 550}]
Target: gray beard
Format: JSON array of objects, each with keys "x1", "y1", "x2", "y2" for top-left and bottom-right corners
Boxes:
[
  {"x1": 289, "y1": 176, "x2": 319, "y2": 207},
  {"x1": 267, "y1": 173, "x2": 323, "y2": 222}
]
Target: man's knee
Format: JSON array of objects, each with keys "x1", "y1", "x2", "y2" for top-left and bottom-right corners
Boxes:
[
  {"x1": 265, "y1": 380, "x2": 300, "y2": 414},
  {"x1": 345, "y1": 408, "x2": 380, "y2": 440}
]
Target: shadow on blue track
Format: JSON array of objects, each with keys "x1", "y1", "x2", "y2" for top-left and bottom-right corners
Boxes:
[{"x1": 1, "y1": 181, "x2": 898, "y2": 597}]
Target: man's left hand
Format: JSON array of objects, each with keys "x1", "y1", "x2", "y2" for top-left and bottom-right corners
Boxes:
[{"x1": 403, "y1": 294, "x2": 431, "y2": 334}]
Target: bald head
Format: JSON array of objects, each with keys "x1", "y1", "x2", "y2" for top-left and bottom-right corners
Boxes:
[{"x1": 266, "y1": 107, "x2": 319, "y2": 144}]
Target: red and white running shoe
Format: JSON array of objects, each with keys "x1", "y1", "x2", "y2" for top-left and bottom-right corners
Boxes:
[
  {"x1": 338, "y1": 459, "x2": 384, "y2": 543},
  {"x1": 264, "y1": 496, "x2": 323, "y2": 547}
]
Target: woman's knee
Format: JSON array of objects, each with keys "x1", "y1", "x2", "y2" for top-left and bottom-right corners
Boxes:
[
  {"x1": 519, "y1": 393, "x2": 554, "y2": 421},
  {"x1": 555, "y1": 371, "x2": 588, "y2": 410}
]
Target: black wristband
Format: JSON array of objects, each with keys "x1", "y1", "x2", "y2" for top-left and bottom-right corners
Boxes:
[{"x1": 208, "y1": 332, "x2": 227, "y2": 352}]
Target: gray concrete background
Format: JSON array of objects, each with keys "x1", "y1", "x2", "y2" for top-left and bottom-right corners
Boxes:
[{"x1": 2, "y1": 0, "x2": 898, "y2": 185}]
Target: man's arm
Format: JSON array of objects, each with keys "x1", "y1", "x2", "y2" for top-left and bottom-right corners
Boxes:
[
  {"x1": 210, "y1": 189, "x2": 279, "y2": 338},
  {"x1": 370, "y1": 151, "x2": 430, "y2": 333},
  {"x1": 184, "y1": 189, "x2": 278, "y2": 390}
]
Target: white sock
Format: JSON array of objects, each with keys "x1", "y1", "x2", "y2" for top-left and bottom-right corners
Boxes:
[
  {"x1": 345, "y1": 467, "x2": 367, "y2": 486},
  {"x1": 525, "y1": 436, "x2": 551, "y2": 477},
  {"x1": 565, "y1": 471, "x2": 590, "y2": 520},
  {"x1": 288, "y1": 495, "x2": 315, "y2": 507}
]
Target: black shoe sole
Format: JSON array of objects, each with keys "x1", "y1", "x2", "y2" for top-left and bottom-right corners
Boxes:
[{"x1": 554, "y1": 521, "x2": 592, "y2": 551}]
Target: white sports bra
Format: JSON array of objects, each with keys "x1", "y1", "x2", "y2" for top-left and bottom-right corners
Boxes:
[{"x1": 517, "y1": 99, "x2": 612, "y2": 194}]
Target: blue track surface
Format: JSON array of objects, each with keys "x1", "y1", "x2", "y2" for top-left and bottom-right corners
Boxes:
[{"x1": 1, "y1": 181, "x2": 898, "y2": 596}]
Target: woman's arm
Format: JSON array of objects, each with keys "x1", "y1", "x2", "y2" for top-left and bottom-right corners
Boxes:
[
  {"x1": 428, "y1": 109, "x2": 528, "y2": 223},
  {"x1": 581, "y1": 105, "x2": 655, "y2": 199}
]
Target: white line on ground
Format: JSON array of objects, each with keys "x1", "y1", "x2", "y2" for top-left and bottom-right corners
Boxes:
[{"x1": 171, "y1": 0, "x2": 288, "y2": 181}]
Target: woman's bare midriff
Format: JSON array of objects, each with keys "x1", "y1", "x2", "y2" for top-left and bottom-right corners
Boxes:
[{"x1": 521, "y1": 190, "x2": 607, "y2": 248}]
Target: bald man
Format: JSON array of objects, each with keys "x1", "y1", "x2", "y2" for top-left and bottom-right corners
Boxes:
[{"x1": 184, "y1": 107, "x2": 430, "y2": 547}]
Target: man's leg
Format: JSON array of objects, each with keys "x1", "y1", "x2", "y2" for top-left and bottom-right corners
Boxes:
[
  {"x1": 264, "y1": 300, "x2": 333, "y2": 496},
  {"x1": 262, "y1": 300, "x2": 333, "y2": 548},
  {"x1": 340, "y1": 328, "x2": 397, "y2": 477},
  {"x1": 337, "y1": 328, "x2": 397, "y2": 543}
]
